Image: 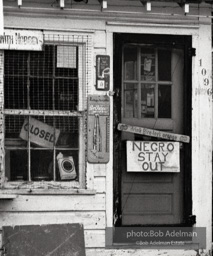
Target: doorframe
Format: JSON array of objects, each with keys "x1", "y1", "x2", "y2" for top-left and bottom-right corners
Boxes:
[{"x1": 113, "y1": 32, "x2": 193, "y2": 227}]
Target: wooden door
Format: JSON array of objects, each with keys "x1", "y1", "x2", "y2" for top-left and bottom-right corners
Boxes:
[{"x1": 113, "y1": 34, "x2": 192, "y2": 226}]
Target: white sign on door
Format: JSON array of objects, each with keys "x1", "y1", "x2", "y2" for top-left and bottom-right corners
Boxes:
[{"x1": 127, "y1": 141, "x2": 180, "y2": 172}]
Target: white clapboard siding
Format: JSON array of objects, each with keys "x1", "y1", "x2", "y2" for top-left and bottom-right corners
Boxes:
[
  {"x1": 0, "y1": 211, "x2": 105, "y2": 230},
  {"x1": 87, "y1": 163, "x2": 95, "y2": 190},
  {"x1": 93, "y1": 164, "x2": 107, "y2": 177},
  {"x1": 0, "y1": 194, "x2": 105, "y2": 212},
  {"x1": 94, "y1": 177, "x2": 106, "y2": 193},
  {"x1": 84, "y1": 230, "x2": 105, "y2": 248},
  {"x1": 94, "y1": 31, "x2": 106, "y2": 49}
]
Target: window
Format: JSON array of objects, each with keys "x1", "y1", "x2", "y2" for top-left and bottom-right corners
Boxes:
[
  {"x1": 123, "y1": 45, "x2": 172, "y2": 119},
  {"x1": 2, "y1": 34, "x2": 91, "y2": 189}
]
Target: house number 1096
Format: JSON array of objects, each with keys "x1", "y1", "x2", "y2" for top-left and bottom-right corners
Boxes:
[
  {"x1": 199, "y1": 60, "x2": 209, "y2": 87},
  {"x1": 201, "y1": 68, "x2": 209, "y2": 86}
]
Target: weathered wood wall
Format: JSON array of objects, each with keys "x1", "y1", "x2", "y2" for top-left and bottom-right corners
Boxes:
[{"x1": 0, "y1": 1, "x2": 212, "y2": 255}]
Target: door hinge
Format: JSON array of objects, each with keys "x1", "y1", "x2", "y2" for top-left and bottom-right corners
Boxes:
[
  {"x1": 187, "y1": 215, "x2": 196, "y2": 225},
  {"x1": 113, "y1": 197, "x2": 122, "y2": 226},
  {"x1": 188, "y1": 47, "x2": 196, "y2": 57},
  {"x1": 0, "y1": 246, "x2": 6, "y2": 256}
]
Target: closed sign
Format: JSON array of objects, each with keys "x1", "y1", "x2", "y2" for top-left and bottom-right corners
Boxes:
[
  {"x1": 127, "y1": 141, "x2": 180, "y2": 172},
  {"x1": 20, "y1": 117, "x2": 60, "y2": 148}
]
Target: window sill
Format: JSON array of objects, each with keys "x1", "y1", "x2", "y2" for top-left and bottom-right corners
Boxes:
[
  {"x1": 1, "y1": 180, "x2": 85, "y2": 190},
  {"x1": 0, "y1": 189, "x2": 96, "y2": 196},
  {"x1": 0, "y1": 194, "x2": 17, "y2": 199}
]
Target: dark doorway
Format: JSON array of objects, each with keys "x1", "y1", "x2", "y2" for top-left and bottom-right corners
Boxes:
[{"x1": 113, "y1": 33, "x2": 193, "y2": 227}]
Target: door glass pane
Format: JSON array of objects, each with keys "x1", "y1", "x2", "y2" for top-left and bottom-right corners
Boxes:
[
  {"x1": 124, "y1": 83, "x2": 138, "y2": 118},
  {"x1": 158, "y1": 84, "x2": 171, "y2": 118},
  {"x1": 141, "y1": 84, "x2": 155, "y2": 118},
  {"x1": 141, "y1": 48, "x2": 155, "y2": 81},
  {"x1": 124, "y1": 47, "x2": 137, "y2": 80},
  {"x1": 158, "y1": 49, "x2": 171, "y2": 81}
]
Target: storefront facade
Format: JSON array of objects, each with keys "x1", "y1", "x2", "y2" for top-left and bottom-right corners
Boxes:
[{"x1": 0, "y1": 0, "x2": 212, "y2": 255}]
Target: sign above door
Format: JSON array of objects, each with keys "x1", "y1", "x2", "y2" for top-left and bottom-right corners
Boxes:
[{"x1": 118, "y1": 123, "x2": 190, "y2": 143}]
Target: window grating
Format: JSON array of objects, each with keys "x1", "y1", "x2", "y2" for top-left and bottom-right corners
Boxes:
[
  {"x1": 3, "y1": 33, "x2": 91, "y2": 184},
  {"x1": 4, "y1": 50, "x2": 28, "y2": 76},
  {"x1": 5, "y1": 115, "x2": 79, "y2": 136},
  {"x1": 4, "y1": 76, "x2": 28, "y2": 109},
  {"x1": 30, "y1": 45, "x2": 54, "y2": 77},
  {"x1": 44, "y1": 32, "x2": 92, "y2": 101},
  {"x1": 4, "y1": 44, "x2": 80, "y2": 111},
  {"x1": 54, "y1": 79, "x2": 78, "y2": 111},
  {"x1": 5, "y1": 115, "x2": 26, "y2": 136}
]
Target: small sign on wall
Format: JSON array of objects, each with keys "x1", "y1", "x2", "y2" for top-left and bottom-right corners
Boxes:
[
  {"x1": 87, "y1": 95, "x2": 110, "y2": 163},
  {"x1": 96, "y1": 55, "x2": 110, "y2": 91},
  {"x1": 127, "y1": 141, "x2": 180, "y2": 172},
  {"x1": 0, "y1": 29, "x2": 43, "y2": 51}
]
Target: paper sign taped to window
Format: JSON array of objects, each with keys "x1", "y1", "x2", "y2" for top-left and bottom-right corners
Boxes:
[
  {"x1": 20, "y1": 117, "x2": 60, "y2": 148},
  {"x1": 144, "y1": 58, "x2": 152, "y2": 72},
  {"x1": 57, "y1": 46, "x2": 76, "y2": 68},
  {"x1": 127, "y1": 141, "x2": 180, "y2": 172}
]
